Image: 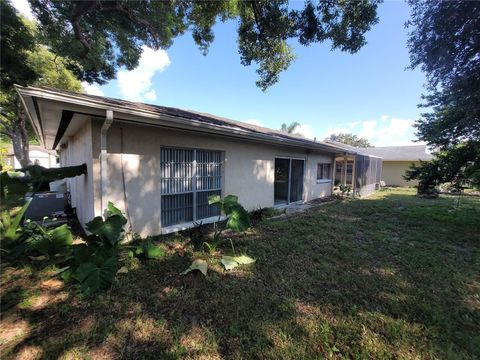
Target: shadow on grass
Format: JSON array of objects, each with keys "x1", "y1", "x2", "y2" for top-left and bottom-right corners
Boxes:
[{"x1": 1, "y1": 190, "x2": 479, "y2": 359}]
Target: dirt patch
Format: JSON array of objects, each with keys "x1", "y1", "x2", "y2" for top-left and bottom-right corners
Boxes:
[{"x1": 0, "y1": 316, "x2": 30, "y2": 346}]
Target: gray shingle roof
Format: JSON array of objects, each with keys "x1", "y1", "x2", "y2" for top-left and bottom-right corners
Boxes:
[
  {"x1": 26, "y1": 86, "x2": 355, "y2": 154},
  {"x1": 358, "y1": 145, "x2": 433, "y2": 161}
]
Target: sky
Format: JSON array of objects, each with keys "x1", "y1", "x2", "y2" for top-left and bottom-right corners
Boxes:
[{"x1": 14, "y1": 0, "x2": 427, "y2": 146}]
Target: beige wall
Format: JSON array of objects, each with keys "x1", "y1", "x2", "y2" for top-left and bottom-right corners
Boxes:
[
  {"x1": 86, "y1": 120, "x2": 334, "y2": 236},
  {"x1": 382, "y1": 161, "x2": 419, "y2": 187},
  {"x1": 59, "y1": 120, "x2": 95, "y2": 227}
]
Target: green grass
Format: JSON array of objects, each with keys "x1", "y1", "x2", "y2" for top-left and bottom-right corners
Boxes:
[{"x1": 1, "y1": 188, "x2": 479, "y2": 359}]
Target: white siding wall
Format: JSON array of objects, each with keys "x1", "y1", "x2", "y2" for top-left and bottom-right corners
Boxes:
[
  {"x1": 58, "y1": 121, "x2": 95, "y2": 228},
  {"x1": 89, "y1": 120, "x2": 334, "y2": 236}
]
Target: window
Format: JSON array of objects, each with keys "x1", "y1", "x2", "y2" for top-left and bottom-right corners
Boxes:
[
  {"x1": 317, "y1": 163, "x2": 332, "y2": 180},
  {"x1": 160, "y1": 148, "x2": 222, "y2": 227}
]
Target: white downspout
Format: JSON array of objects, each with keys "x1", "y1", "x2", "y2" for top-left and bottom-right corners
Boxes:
[{"x1": 100, "y1": 110, "x2": 114, "y2": 212}]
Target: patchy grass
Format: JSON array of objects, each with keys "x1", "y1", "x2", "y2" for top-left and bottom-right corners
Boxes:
[{"x1": 1, "y1": 188, "x2": 479, "y2": 359}]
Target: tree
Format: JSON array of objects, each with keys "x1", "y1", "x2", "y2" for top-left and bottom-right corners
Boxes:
[
  {"x1": 325, "y1": 133, "x2": 372, "y2": 147},
  {"x1": 29, "y1": 0, "x2": 380, "y2": 90},
  {"x1": 405, "y1": 1, "x2": 480, "y2": 191},
  {"x1": 0, "y1": 2, "x2": 82, "y2": 167},
  {"x1": 280, "y1": 121, "x2": 300, "y2": 134},
  {"x1": 0, "y1": 1, "x2": 37, "y2": 89}
]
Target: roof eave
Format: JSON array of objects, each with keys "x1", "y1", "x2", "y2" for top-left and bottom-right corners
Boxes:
[{"x1": 15, "y1": 85, "x2": 357, "y2": 155}]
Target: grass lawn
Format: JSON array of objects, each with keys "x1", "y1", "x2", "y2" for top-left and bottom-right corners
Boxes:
[{"x1": 1, "y1": 188, "x2": 479, "y2": 359}]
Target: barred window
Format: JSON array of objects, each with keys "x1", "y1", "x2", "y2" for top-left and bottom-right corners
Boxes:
[{"x1": 160, "y1": 148, "x2": 222, "y2": 227}]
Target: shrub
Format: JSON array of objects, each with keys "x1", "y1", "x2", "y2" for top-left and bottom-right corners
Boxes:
[
  {"x1": 65, "y1": 202, "x2": 127, "y2": 295},
  {"x1": 182, "y1": 221, "x2": 209, "y2": 250}
]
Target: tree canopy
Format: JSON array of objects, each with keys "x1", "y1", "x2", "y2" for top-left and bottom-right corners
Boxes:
[
  {"x1": 325, "y1": 133, "x2": 372, "y2": 148},
  {"x1": 0, "y1": 1, "x2": 82, "y2": 167},
  {"x1": 0, "y1": 1, "x2": 37, "y2": 89},
  {"x1": 29, "y1": 0, "x2": 380, "y2": 90},
  {"x1": 280, "y1": 122, "x2": 300, "y2": 134},
  {"x1": 405, "y1": 0, "x2": 480, "y2": 191}
]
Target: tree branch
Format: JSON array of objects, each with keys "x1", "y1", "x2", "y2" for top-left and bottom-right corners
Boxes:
[
  {"x1": 98, "y1": 2, "x2": 160, "y2": 47},
  {"x1": 250, "y1": 1, "x2": 263, "y2": 37},
  {"x1": 70, "y1": 1, "x2": 99, "y2": 58}
]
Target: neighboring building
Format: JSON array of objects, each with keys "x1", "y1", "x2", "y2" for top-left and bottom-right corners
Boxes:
[
  {"x1": 360, "y1": 145, "x2": 433, "y2": 187},
  {"x1": 16, "y1": 85, "x2": 381, "y2": 235},
  {"x1": 2, "y1": 145, "x2": 58, "y2": 169}
]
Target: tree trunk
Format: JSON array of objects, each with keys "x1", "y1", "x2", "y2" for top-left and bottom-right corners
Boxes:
[{"x1": 10, "y1": 109, "x2": 31, "y2": 168}]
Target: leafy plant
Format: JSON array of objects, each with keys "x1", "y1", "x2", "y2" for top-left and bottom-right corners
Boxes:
[
  {"x1": 203, "y1": 194, "x2": 250, "y2": 253},
  {"x1": 182, "y1": 221, "x2": 208, "y2": 250},
  {"x1": 182, "y1": 259, "x2": 208, "y2": 276},
  {"x1": 0, "y1": 199, "x2": 31, "y2": 246},
  {"x1": 221, "y1": 255, "x2": 255, "y2": 271},
  {"x1": 339, "y1": 184, "x2": 351, "y2": 197},
  {"x1": 134, "y1": 238, "x2": 165, "y2": 260},
  {"x1": 21, "y1": 221, "x2": 73, "y2": 257},
  {"x1": 249, "y1": 207, "x2": 281, "y2": 226},
  {"x1": 0, "y1": 171, "x2": 30, "y2": 209},
  {"x1": 67, "y1": 202, "x2": 127, "y2": 294}
]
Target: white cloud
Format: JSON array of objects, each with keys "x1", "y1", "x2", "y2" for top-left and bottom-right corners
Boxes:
[
  {"x1": 82, "y1": 82, "x2": 104, "y2": 96},
  {"x1": 117, "y1": 46, "x2": 171, "y2": 102},
  {"x1": 12, "y1": 0, "x2": 35, "y2": 21},
  {"x1": 359, "y1": 117, "x2": 416, "y2": 146},
  {"x1": 295, "y1": 123, "x2": 315, "y2": 139},
  {"x1": 144, "y1": 89, "x2": 157, "y2": 101},
  {"x1": 243, "y1": 119, "x2": 263, "y2": 127},
  {"x1": 321, "y1": 115, "x2": 418, "y2": 146}
]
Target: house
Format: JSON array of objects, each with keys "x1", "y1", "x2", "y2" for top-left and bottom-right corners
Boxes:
[
  {"x1": 1, "y1": 145, "x2": 58, "y2": 169},
  {"x1": 15, "y1": 85, "x2": 381, "y2": 235},
  {"x1": 359, "y1": 145, "x2": 433, "y2": 187}
]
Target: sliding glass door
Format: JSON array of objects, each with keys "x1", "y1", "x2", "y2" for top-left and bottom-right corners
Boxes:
[{"x1": 274, "y1": 157, "x2": 304, "y2": 204}]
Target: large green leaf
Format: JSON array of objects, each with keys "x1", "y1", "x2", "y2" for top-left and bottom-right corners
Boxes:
[
  {"x1": 85, "y1": 215, "x2": 126, "y2": 246},
  {"x1": 221, "y1": 256, "x2": 238, "y2": 270},
  {"x1": 35, "y1": 224, "x2": 72, "y2": 256},
  {"x1": 104, "y1": 202, "x2": 127, "y2": 224},
  {"x1": 221, "y1": 255, "x2": 255, "y2": 271},
  {"x1": 182, "y1": 259, "x2": 208, "y2": 276},
  {"x1": 73, "y1": 256, "x2": 117, "y2": 294},
  {"x1": 1, "y1": 199, "x2": 31, "y2": 243},
  {"x1": 137, "y1": 239, "x2": 165, "y2": 259},
  {"x1": 208, "y1": 194, "x2": 222, "y2": 207},
  {"x1": 226, "y1": 204, "x2": 250, "y2": 232},
  {"x1": 223, "y1": 194, "x2": 240, "y2": 213},
  {"x1": 234, "y1": 255, "x2": 256, "y2": 265},
  {"x1": 72, "y1": 243, "x2": 94, "y2": 264}
]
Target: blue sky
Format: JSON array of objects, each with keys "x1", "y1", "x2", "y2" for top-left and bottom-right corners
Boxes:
[{"x1": 15, "y1": 0, "x2": 426, "y2": 146}]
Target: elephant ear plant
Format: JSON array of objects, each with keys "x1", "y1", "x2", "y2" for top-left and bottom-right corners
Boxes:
[
  {"x1": 205, "y1": 194, "x2": 251, "y2": 253},
  {"x1": 183, "y1": 194, "x2": 255, "y2": 275},
  {"x1": 64, "y1": 202, "x2": 127, "y2": 294}
]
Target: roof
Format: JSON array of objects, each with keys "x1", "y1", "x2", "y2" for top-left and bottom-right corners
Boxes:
[
  {"x1": 358, "y1": 145, "x2": 433, "y2": 161},
  {"x1": 324, "y1": 140, "x2": 382, "y2": 157},
  {"x1": 15, "y1": 85, "x2": 357, "y2": 155},
  {"x1": 4, "y1": 145, "x2": 57, "y2": 156}
]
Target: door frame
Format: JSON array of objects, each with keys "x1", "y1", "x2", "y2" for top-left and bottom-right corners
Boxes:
[{"x1": 274, "y1": 156, "x2": 306, "y2": 205}]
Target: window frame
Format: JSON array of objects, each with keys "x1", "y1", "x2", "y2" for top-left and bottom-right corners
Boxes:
[
  {"x1": 317, "y1": 162, "x2": 332, "y2": 183},
  {"x1": 160, "y1": 146, "x2": 224, "y2": 228}
]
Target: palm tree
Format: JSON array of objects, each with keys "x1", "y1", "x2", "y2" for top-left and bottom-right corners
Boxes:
[{"x1": 280, "y1": 121, "x2": 300, "y2": 134}]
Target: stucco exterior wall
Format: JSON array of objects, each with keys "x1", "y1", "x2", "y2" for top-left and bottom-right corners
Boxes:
[
  {"x1": 89, "y1": 120, "x2": 334, "y2": 236},
  {"x1": 382, "y1": 161, "x2": 419, "y2": 187},
  {"x1": 58, "y1": 121, "x2": 95, "y2": 227}
]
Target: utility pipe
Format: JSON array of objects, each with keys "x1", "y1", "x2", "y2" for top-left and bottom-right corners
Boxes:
[{"x1": 100, "y1": 109, "x2": 113, "y2": 212}]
